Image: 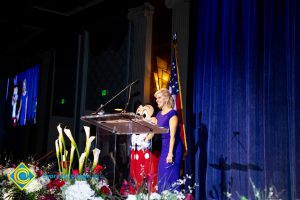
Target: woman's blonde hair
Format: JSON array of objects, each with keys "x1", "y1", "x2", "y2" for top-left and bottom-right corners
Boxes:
[{"x1": 154, "y1": 88, "x2": 174, "y2": 108}]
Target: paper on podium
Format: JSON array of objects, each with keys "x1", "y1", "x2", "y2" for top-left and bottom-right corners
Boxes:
[{"x1": 81, "y1": 112, "x2": 168, "y2": 135}]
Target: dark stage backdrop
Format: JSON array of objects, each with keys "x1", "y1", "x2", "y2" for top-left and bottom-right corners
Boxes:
[{"x1": 186, "y1": 0, "x2": 299, "y2": 199}]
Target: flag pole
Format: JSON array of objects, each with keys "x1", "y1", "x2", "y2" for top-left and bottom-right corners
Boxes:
[{"x1": 172, "y1": 33, "x2": 188, "y2": 153}]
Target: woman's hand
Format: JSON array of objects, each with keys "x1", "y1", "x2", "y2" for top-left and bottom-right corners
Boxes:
[
  {"x1": 150, "y1": 117, "x2": 157, "y2": 124},
  {"x1": 166, "y1": 153, "x2": 173, "y2": 163}
]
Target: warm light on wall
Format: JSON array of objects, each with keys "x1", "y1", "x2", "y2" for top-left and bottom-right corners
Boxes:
[{"x1": 154, "y1": 57, "x2": 170, "y2": 90}]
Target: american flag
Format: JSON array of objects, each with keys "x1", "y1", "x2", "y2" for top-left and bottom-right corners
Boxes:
[{"x1": 169, "y1": 47, "x2": 188, "y2": 152}]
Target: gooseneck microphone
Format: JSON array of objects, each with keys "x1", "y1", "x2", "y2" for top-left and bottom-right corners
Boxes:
[
  {"x1": 130, "y1": 80, "x2": 139, "y2": 85},
  {"x1": 93, "y1": 80, "x2": 139, "y2": 115}
]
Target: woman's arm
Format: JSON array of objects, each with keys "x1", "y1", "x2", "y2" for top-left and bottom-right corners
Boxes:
[
  {"x1": 145, "y1": 117, "x2": 157, "y2": 141},
  {"x1": 166, "y1": 115, "x2": 178, "y2": 163}
]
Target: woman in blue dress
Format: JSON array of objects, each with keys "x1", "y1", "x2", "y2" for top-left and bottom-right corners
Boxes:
[
  {"x1": 154, "y1": 88, "x2": 183, "y2": 193},
  {"x1": 17, "y1": 79, "x2": 28, "y2": 125}
]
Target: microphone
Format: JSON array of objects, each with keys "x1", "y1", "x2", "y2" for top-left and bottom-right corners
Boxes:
[
  {"x1": 122, "y1": 80, "x2": 139, "y2": 113},
  {"x1": 130, "y1": 80, "x2": 139, "y2": 85},
  {"x1": 93, "y1": 80, "x2": 139, "y2": 115}
]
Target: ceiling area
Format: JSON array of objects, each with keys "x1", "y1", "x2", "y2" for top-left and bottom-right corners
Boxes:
[{"x1": 0, "y1": 0, "x2": 145, "y2": 62}]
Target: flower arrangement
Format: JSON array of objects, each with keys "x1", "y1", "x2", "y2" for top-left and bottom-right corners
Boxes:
[
  {"x1": 0, "y1": 156, "x2": 57, "y2": 200},
  {"x1": 54, "y1": 124, "x2": 112, "y2": 200},
  {"x1": 0, "y1": 124, "x2": 111, "y2": 200},
  {"x1": 1, "y1": 124, "x2": 197, "y2": 200},
  {"x1": 225, "y1": 178, "x2": 285, "y2": 200},
  {"x1": 120, "y1": 174, "x2": 196, "y2": 200}
]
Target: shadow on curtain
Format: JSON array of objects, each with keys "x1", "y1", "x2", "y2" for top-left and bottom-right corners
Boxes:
[{"x1": 185, "y1": 0, "x2": 299, "y2": 199}]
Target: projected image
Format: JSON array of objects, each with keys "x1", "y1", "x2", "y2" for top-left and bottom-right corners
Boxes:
[{"x1": 6, "y1": 65, "x2": 39, "y2": 127}]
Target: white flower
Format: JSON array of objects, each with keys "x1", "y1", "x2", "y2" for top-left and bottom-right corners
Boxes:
[
  {"x1": 55, "y1": 139, "x2": 60, "y2": 158},
  {"x1": 161, "y1": 190, "x2": 171, "y2": 196},
  {"x1": 188, "y1": 185, "x2": 193, "y2": 194},
  {"x1": 126, "y1": 194, "x2": 137, "y2": 200},
  {"x1": 127, "y1": 194, "x2": 147, "y2": 200},
  {"x1": 185, "y1": 174, "x2": 192, "y2": 179},
  {"x1": 38, "y1": 175, "x2": 50, "y2": 186},
  {"x1": 92, "y1": 178, "x2": 107, "y2": 191},
  {"x1": 59, "y1": 137, "x2": 63, "y2": 154},
  {"x1": 29, "y1": 166, "x2": 37, "y2": 176},
  {"x1": 84, "y1": 126, "x2": 90, "y2": 140},
  {"x1": 92, "y1": 148, "x2": 101, "y2": 171},
  {"x1": 2, "y1": 168, "x2": 14, "y2": 176},
  {"x1": 25, "y1": 178, "x2": 43, "y2": 193},
  {"x1": 57, "y1": 124, "x2": 63, "y2": 135},
  {"x1": 62, "y1": 181, "x2": 103, "y2": 200},
  {"x1": 85, "y1": 136, "x2": 95, "y2": 155},
  {"x1": 84, "y1": 136, "x2": 95, "y2": 166},
  {"x1": 225, "y1": 191, "x2": 232, "y2": 198},
  {"x1": 3, "y1": 189, "x2": 13, "y2": 200},
  {"x1": 150, "y1": 192, "x2": 161, "y2": 199},
  {"x1": 64, "y1": 128, "x2": 76, "y2": 144},
  {"x1": 64, "y1": 127, "x2": 80, "y2": 159},
  {"x1": 57, "y1": 124, "x2": 66, "y2": 152},
  {"x1": 79, "y1": 153, "x2": 86, "y2": 174}
]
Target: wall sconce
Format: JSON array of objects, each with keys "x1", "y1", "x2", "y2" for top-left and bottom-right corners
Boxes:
[{"x1": 154, "y1": 57, "x2": 170, "y2": 90}]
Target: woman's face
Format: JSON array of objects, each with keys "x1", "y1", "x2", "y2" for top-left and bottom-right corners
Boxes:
[{"x1": 156, "y1": 92, "x2": 166, "y2": 109}]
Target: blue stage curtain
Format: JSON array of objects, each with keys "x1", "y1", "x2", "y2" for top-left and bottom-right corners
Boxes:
[{"x1": 186, "y1": 0, "x2": 299, "y2": 199}]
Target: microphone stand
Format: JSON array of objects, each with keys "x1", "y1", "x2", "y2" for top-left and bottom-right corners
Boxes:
[
  {"x1": 122, "y1": 84, "x2": 132, "y2": 113},
  {"x1": 93, "y1": 80, "x2": 138, "y2": 115}
]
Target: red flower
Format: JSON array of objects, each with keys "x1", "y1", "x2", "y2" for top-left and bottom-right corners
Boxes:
[
  {"x1": 93, "y1": 164, "x2": 104, "y2": 174},
  {"x1": 36, "y1": 170, "x2": 43, "y2": 177},
  {"x1": 99, "y1": 185, "x2": 111, "y2": 195},
  {"x1": 47, "y1": 179, "x2": 65, "y2": 190},
  {"x1": 185, "y1": 194, "x2": 195, "y2": 200},
  {"x1": 129, "y1": 184, "x2": 136, "y2": 194},
  {"x1": 47, "y1": 182, "x2": 54, "y2": 190},
  {"x1": 72, "y1": 169, "x2": 79, "y2": 176},
  {"x1": 119, "y1": 180, "x2": 129, "y2": 196},
  {"x1": 54, "y1": 179, "x2": 65, "y2": 188}
]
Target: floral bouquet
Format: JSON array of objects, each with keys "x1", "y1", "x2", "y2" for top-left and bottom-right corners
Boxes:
[
  {"x1": 0, "y1": 156, "x2": 59, "y2": 200},
  {"x1": 1, "y1": 124, "x2": 197, "y2": 200},
  {"x1": 120, "y1": 174, "x2": 196, "y2": 200},
  {"x1": 0, "y1": 124, "x2": 112, "y2": 200},
  {"x1": 52, "y1": 124, "x2": 112, "y2": 200}
]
